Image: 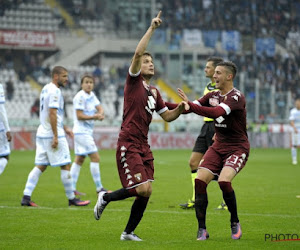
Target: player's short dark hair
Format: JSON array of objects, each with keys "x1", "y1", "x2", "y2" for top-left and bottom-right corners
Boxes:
[
  {"x1": 143, "y1": 51, "x2": 153, "y2": 60},
  {"x1": 130, "y1": 51, "x2": 153, "y2": 63},
  {"x1": 207, "y1": 56, "x2": 224, "y2": 68},
  {"x1": 216, "y1": 61, "x2": 237, "y2": 79},
  {"x1": 51, "y1": 66, "x2": 68, "y2": 78},
  {"x1": 80, "y1": 74, "x2": 94, "y2": 85}
]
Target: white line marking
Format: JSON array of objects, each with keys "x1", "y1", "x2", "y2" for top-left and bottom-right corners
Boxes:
[{"x1": 0, "y1": 205, "x2": 299, "y2": 218}]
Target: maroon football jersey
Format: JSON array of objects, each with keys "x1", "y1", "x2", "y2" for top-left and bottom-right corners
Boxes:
[
  {"x1": 118, "y1": 72, "x2": 167, "y2": 143},
  {"x1": 198, "y1": 88, "x2": 249, "y2": 149}
]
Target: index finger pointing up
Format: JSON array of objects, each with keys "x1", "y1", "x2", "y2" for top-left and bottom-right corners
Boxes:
[{"x1": 157, "y1": 11, "x2": 162, "y2": 18}]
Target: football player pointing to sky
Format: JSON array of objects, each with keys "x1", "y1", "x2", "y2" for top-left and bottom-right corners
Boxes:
[
  {"x1": 178, "y1": 61, "x2": 249, "y2": 240},
  {"x1": 94, "y1": 11, "x2": 188, "y2": 241}
]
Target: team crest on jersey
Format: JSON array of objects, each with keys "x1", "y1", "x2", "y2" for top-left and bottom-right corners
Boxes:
[
  {"x1": 134, "y1": 173, "x2": 142, "y2": 182},
  {"x1": 151, "y1": 89, "x2": 157, "y2": 99},
  {"x1": 209, "y1": 98, "x2": 219, "y2": 106}
]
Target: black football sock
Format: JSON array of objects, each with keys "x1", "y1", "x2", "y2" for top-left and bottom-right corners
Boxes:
[
  {"x1": 219, "y1": 181, "x2": 239, "y2": 223},
  {"x1": 103, "y1": 188, "x2": 137, "y2": 202},
  {"x1": 124, "y1": 196, "x2": 149, "y2": 234},
  {"x1": 194, "y1": 179, "x2": 208, "y2": 229}
]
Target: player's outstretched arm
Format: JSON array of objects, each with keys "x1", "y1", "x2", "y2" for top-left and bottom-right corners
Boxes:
[
  {"x1": 160, "y1": 101, "x2": 189, "y2": 122},
  {"x1": 130, "y1": 11, "x2": 162, "y2": 75}
]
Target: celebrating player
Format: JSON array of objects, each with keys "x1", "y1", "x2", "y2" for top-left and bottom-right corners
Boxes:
[
  {"x1": 178, "y1": 61, "x2": 249, "y2": 240},
  {"x1": 21, "y1": 66, "x2": 90, "y2": 207},
  {"x1": 0, "y1": 83, "x2": 11, "y2": 175},
  {"x1": 93, "y1": 11, "x2": 188, "y2": 241},
  {"x1": 71, "y1": 75, "x2": 108, "y2": 195},
  {"x1": 167, "y1": 56, "x2": 227, "y2": 210}
]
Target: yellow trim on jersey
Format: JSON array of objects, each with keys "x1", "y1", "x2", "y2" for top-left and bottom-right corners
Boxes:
[{"x1": 203, "y1": 82, "x2": 219, "y2": 122}]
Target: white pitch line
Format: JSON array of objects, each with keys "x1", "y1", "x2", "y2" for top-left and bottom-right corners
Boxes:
[{"x1": 0, "y1": 205, "x2": 299, "y2": 218}]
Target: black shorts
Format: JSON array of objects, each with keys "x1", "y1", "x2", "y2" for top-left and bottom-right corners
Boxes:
[{"x1": 192, "y1": 122, "x2": 215, "y2": 154}]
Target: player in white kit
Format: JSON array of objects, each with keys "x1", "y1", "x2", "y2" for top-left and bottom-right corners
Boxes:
[
  {"x1": 289, "y1": 98, "x2": 300, "y2": 165},
  {"x1": 0, "y1": 83, "x2": 11, "y2": 175},
  {"x1": 71, "y1": 75, "x2": 108, "y2": 195},
  {"x1": 21, "y1": 66, "x2": 90, "y2": 207}
]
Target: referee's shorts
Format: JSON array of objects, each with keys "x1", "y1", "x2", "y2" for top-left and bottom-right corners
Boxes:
[{"x1": 192, "y1": 121, "x2": 215, "y2": 154}]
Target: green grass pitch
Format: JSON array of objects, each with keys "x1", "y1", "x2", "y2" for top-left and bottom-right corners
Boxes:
[{"x1": 0, "y1": 148, "x2": 299, "y2": 249}]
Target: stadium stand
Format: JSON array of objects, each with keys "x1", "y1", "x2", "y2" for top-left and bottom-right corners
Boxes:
[{"x1": 0, "y1": 0, "x2": 299, "y2": 128}]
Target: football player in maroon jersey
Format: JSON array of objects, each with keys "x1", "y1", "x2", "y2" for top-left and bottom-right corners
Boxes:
[
  {"x1": 93, "y1": 11, "x2": 189, "y2": 241},
  {"x1": 178, "y1": 61, "x2": 249, "y2": 240}
]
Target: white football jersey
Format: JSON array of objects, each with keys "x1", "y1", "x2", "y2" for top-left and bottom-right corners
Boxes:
[
  {"x1": 36, "y1": 82, "x2": 65, "y2": 138},
  {"x1": 73, "y1": 90, "x2": 100, "y2": 135},
  {"x1": 0, "y1": 84, "x2": 9, "y2": 132},
  {"x1": 289, "y1": 107, "x2": 300, "y2": 130}
]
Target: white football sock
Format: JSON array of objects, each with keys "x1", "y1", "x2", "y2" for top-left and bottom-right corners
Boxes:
[
  {"x1": 70, "y1": 162, "x2": 81, "y2": 191},
  {"x1": 61, "y1": 170, "x2": 75, "y2": 200},
  {"x1": 23, "y1": 167, "x2": 42, "y2": 196},
  {"x1": 90, "y1": 162, "x2": 103, "y2": 192},
  {"x1": 291, "y1": 147, "x2": 297, "y2": 162},
  {"x1": 0, "y1": 158, "x2": 8, "y2": 175}
]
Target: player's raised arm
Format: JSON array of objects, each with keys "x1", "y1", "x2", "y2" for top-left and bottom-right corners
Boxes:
[{"x1": 130, "y1": 11, "x2": 162, "y2": 75}]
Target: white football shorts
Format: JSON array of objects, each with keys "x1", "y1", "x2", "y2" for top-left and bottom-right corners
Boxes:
[
  {"x1": 0, "y1": 130, "x2": 10, "y2": 157},
  {"x1": 35, "y1": 137, "x2": 71, "y2": 167},
  {"x1": 291, "y1": 131, "x2": 300, "y2": 146},
  {"x1": 74, "y1": 134, "x2": 98, "y2": 156}
]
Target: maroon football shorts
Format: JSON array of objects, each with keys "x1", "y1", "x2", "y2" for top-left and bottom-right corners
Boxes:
[
  {"x1": 116, "y1": 141, "x2": 154, "y2": 189},
  {"x1": 199, "y1": 144, "x2": 249, "y2": 178}
]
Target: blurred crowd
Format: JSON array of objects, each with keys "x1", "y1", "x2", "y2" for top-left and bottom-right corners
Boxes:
[{"x1": 0, "y1": 0, "x2": 300, "y2": 122}]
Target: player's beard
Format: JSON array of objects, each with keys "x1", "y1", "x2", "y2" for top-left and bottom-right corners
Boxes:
[{"x1": 57, "y1": 80, "x2": 65, "y2": 88}]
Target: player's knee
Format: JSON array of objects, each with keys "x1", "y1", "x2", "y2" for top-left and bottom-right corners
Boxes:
[
  {"x1": 136, "y1": 184, "x2": 152, "y2": 197},
  {"x1": 76, "y1": 156, "x2": 85, "y2": 165},
  {"x1": 218, "y1": 181, "x2": 233, "y2": 193},
  {"x1": 189, "y1": 159, "x2": 199, "y2": 170},
  {"x1": 89, "y1": 153, "x2": 99, "y2": 162}
]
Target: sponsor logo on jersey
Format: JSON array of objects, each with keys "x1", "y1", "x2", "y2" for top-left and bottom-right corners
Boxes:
[
  {"x1": 145, "y1": 95, "x2": 156, "y2": 115},
  {"x1": 216, "y1": 116, "x2": 225, "y2": 123},
  {"x1": 147, "y1": 96, "x2": 156, "y2": 109},
  {"x1": 215, "y1": 123, "x2": 227, "y2": 128},
  {"x1": 151, "y1": 89, "x2": 157, "y2": 99},
  {"x1": 53, "y1": 95, "x2": 58, "y2": 102},
  {"x1": 215, "y1": 116, "x2": 227, "y2": 128}
]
